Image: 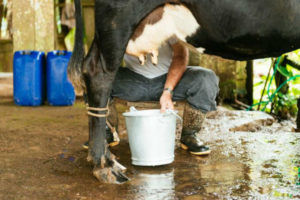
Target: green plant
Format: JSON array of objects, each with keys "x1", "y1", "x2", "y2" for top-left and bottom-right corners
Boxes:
[
  {"x1": 250, "y1": 50, "x2": 300, "y2": 119},
  {"x1": 274, "y1": 92, "x2": 298, "y2": 119}
]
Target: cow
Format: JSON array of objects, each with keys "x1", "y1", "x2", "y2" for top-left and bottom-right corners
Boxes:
[{"x1": 68, "y1": 0, "x2": 300, "y2": 183}]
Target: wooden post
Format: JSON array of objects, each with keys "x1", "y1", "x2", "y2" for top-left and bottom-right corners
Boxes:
[
  {"x1": 35, "y1": 0, "x2": 56, "y2": 52},
  {"x1": 0, "y1": 0, "x2": 3, "y2": 35},
  {"x1": 13, "y1": 0, "x2": 55, "y2": 52},
  {"x1": 246, "y1": 60, "x2": 253, "y2": 105},
  {"x1": 82, "y1": 1, "x2": 95, "y2": 47}
]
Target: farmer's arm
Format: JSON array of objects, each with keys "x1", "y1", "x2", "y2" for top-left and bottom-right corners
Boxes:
[{"x1": 160, "y1": 42, "x2": 189, "y2": 112}]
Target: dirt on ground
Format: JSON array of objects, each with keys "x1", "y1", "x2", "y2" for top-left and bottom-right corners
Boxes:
[{"x1": 0, "y1": 90, "x2": 299, "y2": 199}]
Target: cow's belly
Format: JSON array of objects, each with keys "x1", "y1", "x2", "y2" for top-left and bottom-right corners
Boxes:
[{"x1": 126, "y1": 4, "x2": 200, "y2": 65}]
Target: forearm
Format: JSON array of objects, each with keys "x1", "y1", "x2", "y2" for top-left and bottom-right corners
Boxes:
[
  {"x1": 164, "y1": 45, "x2": 189, "y2": 90},
  {"x1": 160, "y1": 42, "x2": 189, "y2": 112}
]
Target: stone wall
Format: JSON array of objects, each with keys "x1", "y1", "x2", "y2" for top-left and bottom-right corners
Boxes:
[{"x1": 189, "y1": 50, "x2": 247, "y2": 102}]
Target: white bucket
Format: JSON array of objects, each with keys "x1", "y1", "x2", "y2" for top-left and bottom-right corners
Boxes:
[{"x1": 123, "y1": 107, "x2": 181, "y2": 166}]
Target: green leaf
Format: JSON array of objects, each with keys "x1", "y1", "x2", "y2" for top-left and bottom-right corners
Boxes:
[
  {"x1": 254, "y1": 81, "x2": 264, "y2": 87},
  {"x1": 291, "y1": 88, "x2": 300, "y2": 96},
  {"x1": 292, "y1": 77, "x2": 300, "y2": 84},
  {"x1": 64, "y1": 28, "x2": 75, "y2": 51},
  {"x1": 260, "y1": 75, "x2": 267, "y2": 80},
  {"x1": 277, "y1": 66, "x2": 291, "y2": 77}
]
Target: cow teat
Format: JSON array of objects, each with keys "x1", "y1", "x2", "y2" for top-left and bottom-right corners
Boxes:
[
  {"x1": 138, "y1": 54, "x2": 146, "y2": 65},
  {"x1": 126, "y1": 3, "x2": 200, "y2": 67},
  {"x1": 150, "y1": 50, "x2": 158, "y2": 65},
  {"x1": 137, "y1": 51, "x2": 159, "y2": 66}
]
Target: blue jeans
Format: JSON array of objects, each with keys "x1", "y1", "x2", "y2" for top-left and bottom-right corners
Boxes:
[{"x1": 112, "y1": 67, "x2": 219, "y2": 113}]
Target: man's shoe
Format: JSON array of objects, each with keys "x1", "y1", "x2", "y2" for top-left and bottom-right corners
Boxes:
[
  {"x1": 180, "y1": 128, "x2": 211, "y2": 155},
  {"x1": 181, "y1": 103, "x2": 210, "y2": 155},
  {"x1": 82, "y1": 125, "x2": 120, "y2": 149}
]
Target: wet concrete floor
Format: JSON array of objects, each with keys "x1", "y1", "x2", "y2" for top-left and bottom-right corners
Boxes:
[{"x1": 0, "y1": 97, "x2": 299, "y2": 199}]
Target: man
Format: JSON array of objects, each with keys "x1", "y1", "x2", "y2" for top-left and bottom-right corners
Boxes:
[{"x1": 84, "y1": 40, "x2": 219, "y2": 155}]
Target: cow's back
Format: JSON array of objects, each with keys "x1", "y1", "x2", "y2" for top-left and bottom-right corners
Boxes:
[
  {"x1": 185, "y1": 0, "x2": 300, "y2": 59},
  {"x1": 93, "y1": 0, "x2": 300, "y2": 60}
]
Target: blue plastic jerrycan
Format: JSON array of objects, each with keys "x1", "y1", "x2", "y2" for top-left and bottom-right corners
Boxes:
[
  {"x1": 46, "y1": 51, "x2": 75, "y2": 106},
  {"x1": 13, "y1": 51, "x2": 46, "y2": 106}
]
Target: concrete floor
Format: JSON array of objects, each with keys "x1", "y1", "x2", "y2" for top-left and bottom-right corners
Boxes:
[{"x1": 0, "y1": 76, "x2": 299, "y2": 199}]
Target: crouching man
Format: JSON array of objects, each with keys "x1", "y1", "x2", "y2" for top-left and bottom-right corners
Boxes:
[{"x1": 84, "y1": 40, "x2": 219, "y2": 155}]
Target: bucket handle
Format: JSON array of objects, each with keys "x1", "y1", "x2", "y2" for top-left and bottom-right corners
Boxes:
[
  {"x1": 129, "y1": 106, "x2": 182, "y2": 122},
  {"x1": 129, "y1": 106, "x2": 138, "y2": 112},
  {"x1": 166, "y1": 109, "x2": 183, "y2": 122}
]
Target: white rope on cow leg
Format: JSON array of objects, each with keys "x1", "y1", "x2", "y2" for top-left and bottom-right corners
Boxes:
[
  {"x1": 86, "y1": 107, "x2": 109, "y2": 118},
  {"x1": 86, "y1": 99, "x2": 120, "y2": 144},
  {"x1": 86, "y1": 111, "x2": 108, "y2": 118},
  {"x1": 86, "y1": 99, "x2": 110, "y2": 118}
]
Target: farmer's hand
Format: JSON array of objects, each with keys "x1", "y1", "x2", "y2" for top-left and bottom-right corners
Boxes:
[{"x1": 160, "y1": 91, "x2": 174, "y2": 113}]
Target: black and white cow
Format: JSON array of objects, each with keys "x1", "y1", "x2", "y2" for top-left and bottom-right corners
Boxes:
[{"x1": 68, "y1": 0, "x2": 300, "y2": 183}]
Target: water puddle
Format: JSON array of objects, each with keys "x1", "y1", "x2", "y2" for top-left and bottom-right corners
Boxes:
[{"x1": 110, "y1": 109, "x2": 300, "y2": 199}]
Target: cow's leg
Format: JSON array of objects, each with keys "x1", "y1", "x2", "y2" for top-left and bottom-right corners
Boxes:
[{"x1": 83, "y1": 39, "x2": 128, "y2": 183}]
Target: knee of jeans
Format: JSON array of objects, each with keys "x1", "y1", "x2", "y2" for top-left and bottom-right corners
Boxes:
[
  {"x1": 191, "y1": 70, "x2": 219, "y2": 98},
  {"x1": 194, "y1": 69, "x2": 218, "y2": 83}
]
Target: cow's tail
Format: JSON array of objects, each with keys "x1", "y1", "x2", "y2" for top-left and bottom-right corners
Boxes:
[{"x1": 68, "y1": 0, "x2": 85, "y2": 90}]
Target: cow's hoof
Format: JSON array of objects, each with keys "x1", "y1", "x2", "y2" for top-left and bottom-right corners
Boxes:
[
  {"x1": 93, "y1": 157, "x2": 128, "y2": 184},
  {"x1": 93, "y1": 166, "x2": 129, "y2": 184}
]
